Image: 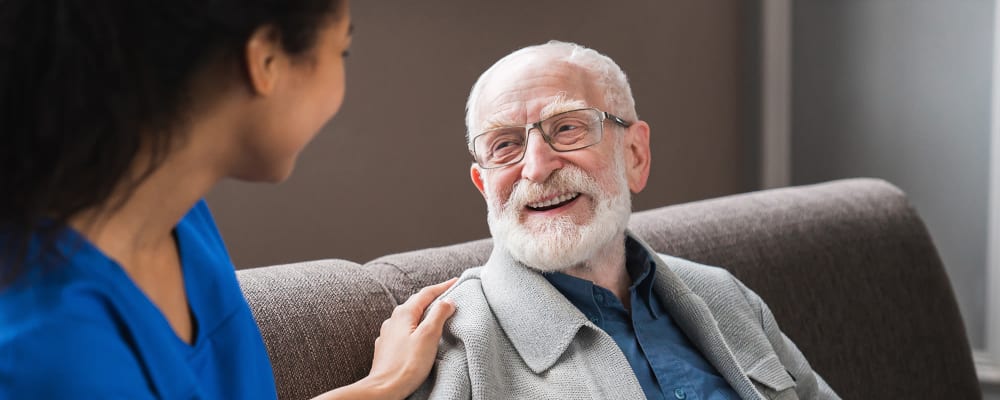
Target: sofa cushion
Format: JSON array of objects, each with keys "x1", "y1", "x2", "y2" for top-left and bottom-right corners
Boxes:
[
  {"x1": 237, "y1": 259, "x2": 394, "y2": 400},
  {"x1": 365, "y1": 178, "x2": 980, "y2": 399}
]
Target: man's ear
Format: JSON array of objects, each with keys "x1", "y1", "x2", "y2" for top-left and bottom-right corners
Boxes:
[
  {"x1": 623, "y1": 121, "x2": 652, "y2": 193},
  {"x1": 471, "y1": 164, "x2": 488, "y2": 198},
  {"x1": 244, "y1": 25, "x2": 284, "y2": 96}
]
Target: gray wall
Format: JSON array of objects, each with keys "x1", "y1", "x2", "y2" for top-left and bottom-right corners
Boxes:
[
  {"x1": 791, "y1": 0, "x2": 993, "y2": 356},
  {"x1": 207, "y1": 1, "x2": 754, "y2": 268}
]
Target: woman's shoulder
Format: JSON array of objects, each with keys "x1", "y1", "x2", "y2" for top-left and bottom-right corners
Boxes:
[
  {"x1": 1, "y1": 256, "x2": 126, "y2": 342},
  {"x1": 1, "y1": 320, "x2": 152, "y2": 398},
  {"x1": 0, "y1": 275, "x2": 154, "y2": 398}
]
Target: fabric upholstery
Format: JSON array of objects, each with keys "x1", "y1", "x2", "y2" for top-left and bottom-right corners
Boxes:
[
  {"x1": 238, "y1": 178, "x2": 981, "y2": 399},
  {"x1": 629, "y1": 178, "x2": 979, "y2": 399},
  {"x1": 367, "y1": 239, "x2": 493, "y2": 305},
  {"x1": 237, "y1": 260, "x2": 394, "y2": 400}
]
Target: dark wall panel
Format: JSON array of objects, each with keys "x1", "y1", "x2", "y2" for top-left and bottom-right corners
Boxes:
[{"x1": 207, "y1": 0, "x2": 750, "y2": 268}]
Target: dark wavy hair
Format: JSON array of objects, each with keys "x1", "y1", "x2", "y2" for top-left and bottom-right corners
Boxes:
[{"x1": 0, "y1": 0, "x2": 344, "y2": 286}]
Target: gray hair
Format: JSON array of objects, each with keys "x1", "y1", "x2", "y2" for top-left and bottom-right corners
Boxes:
[{"x1": 465, "y1": 40, "x2": 638, "y2": 147}]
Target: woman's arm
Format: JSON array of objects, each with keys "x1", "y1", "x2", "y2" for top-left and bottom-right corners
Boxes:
[{"x1": 313, "y1": 278, "x2": 458, "y2": 400}]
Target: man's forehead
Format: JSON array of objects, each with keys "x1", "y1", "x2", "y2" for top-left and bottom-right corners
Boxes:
[
  {"x1": 480, "y1": 96, "x2": 590, "y2": 129},
  {"x1": 473, "y1": 62, "x2": 600, "y2": 130}
]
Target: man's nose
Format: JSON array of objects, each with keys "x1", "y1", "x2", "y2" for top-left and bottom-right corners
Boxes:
[{"x1": 520, "y1": 129, "x2": 562, "y2": 183}]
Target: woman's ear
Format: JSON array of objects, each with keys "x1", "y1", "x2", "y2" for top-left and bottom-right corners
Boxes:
[{"x1": 244, "y1": 25, "x2": 285, "y2": 96}]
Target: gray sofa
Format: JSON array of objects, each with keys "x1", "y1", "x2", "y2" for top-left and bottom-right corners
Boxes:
[{"x1": 237, "y1": 178, "x2": 982, "y2": 399}]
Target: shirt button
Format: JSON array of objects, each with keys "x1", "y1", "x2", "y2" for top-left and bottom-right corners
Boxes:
[
  {"x1": 588, "y1": 315, "x2": 600, "y2": 324},
  {"x1": 673, "y1": 388, "x2": 686, "y2": 399},
  {"x1": 594, "y1": 293, "x2": 605, "y2": 304}
]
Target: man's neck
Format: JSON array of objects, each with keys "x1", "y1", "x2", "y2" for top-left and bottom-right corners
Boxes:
[{"x1": 562, "y1": 232, "x2": 632, "y2": 310}]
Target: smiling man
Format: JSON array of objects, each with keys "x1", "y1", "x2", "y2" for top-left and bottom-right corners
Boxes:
[{"x1": 412, "y1": 41, "x2": 839, "y2": 400}]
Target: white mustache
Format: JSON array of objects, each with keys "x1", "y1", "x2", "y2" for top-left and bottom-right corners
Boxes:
[
  {"x1": 504, "y1": 166, "x2": 600, "y2": 211},
  {"x1": 484, "y1": 161, "x2": 633, "y2": 272}
]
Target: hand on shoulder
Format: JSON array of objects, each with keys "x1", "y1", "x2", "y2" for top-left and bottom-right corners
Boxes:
[{"x1": 314, "y1": 278, "x2": 457, "y2": 400}]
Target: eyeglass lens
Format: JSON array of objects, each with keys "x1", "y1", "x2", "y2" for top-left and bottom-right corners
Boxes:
[{"x1": 473, "y1": 109, "x2": 604, "y2": 168}]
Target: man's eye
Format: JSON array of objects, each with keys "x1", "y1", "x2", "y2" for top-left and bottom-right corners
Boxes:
[
  {"x1": 553, "y1": 122, "x2": 589, "y2": 137},
  {"x1": 493, "y1": 140, "x2": 520, "y2": 152},
  {"x1": 557, "y1": 124, "x2": 579, "y2": 132},
  {"x1": 552, "y1": 119, "x2": 587, "y2": 132}
]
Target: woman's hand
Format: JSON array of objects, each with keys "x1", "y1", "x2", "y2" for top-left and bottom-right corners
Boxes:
[
  {"x1": 316, "y1": 277, "x2": 458, "y2": 400},
  {"x1": 366, "y1": 278, "x2": 458, "y2": 398}
]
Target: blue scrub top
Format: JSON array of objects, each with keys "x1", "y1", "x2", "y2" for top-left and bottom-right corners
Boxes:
[{"x1": 0, "y1": 201, "x2": 277, "y2": 399}]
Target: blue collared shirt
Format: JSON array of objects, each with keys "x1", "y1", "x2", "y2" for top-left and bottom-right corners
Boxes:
[{"x1": 544, "y1": 238, "x2": 738, "y2": 400}]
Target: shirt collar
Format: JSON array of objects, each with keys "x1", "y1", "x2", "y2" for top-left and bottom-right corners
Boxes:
[
  {"x1": 543, "y1": 270, "x2": 601, "y2": 318},
  {"x1": 482, "y1": 230, "x2": 675, "y2": 373},
  {"x1": 483, "y1": 233, "x2": 757, "y2": 397},
  {"x1": 625, "y1": 235, "x2": 659, "y2": 317},
  {"x1": 542, "y1": 235, "x2": 661, "y2": 319}
]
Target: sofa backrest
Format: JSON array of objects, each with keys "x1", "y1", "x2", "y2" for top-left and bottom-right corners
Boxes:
[
  {"x1": 238, "y1": 260, "x2": 395, "y2": 400},
  {"x1": 240, "y1": 178, "x2": 981, "y2": 399},
  {"x1": 628, "y1": 178, "x2": 980, "y2": 398}
]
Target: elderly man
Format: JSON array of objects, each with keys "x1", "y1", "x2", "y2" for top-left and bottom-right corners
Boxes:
[{"x1": 413, "y1": 41, "x2": 839, "y2": 400}]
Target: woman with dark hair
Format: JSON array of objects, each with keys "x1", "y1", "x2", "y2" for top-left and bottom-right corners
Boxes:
[{"x1": 0, "y1": 1, "x2": 455, "y2": 398}]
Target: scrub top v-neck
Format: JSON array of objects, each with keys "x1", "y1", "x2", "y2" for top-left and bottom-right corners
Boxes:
[{"x1": 1, "y1": 200, "x2": 277, "y2": 399}]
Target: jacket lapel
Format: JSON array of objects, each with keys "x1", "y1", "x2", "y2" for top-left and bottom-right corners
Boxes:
[
  {"x1": 479, "y1": 231, "x2": 767, "y2": 400},
  {"x1": 479, "y1": 246, "x2": 589, "y2": 373}
]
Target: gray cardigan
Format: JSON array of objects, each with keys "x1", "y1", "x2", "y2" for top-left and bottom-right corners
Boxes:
[{"x1": 411, "y1": 232, "x2": 839, "y2": 400}]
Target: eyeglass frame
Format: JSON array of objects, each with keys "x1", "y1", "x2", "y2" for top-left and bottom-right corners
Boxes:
[{"x1": 469, "y1": 107, "x2": 633, "y2": 170}]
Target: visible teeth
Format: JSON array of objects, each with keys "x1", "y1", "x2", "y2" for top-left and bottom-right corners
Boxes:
[{"x1": 528, "y1": 193, "x2": 579, "y2": 209}]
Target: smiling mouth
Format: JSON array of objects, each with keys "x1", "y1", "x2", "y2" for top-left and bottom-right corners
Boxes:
[{"x1": 526, "y1": 192, "x2": 581, "y2": 212}]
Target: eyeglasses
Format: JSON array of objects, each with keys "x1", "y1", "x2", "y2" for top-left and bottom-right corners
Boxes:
[{"x1": 470, "y1": 108, "x2": 632, "y2": 169}]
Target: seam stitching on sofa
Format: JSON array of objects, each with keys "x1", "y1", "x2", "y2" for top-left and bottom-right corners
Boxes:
[
  {"x1": 338, "y1": 262, "x2": 398, "y2": 309},
  {"x1": 370, "y1": 261, "x2": 416, "y2": 305}
]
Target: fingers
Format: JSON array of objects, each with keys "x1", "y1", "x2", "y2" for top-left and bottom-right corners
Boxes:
[
  {"x1": 413, "y1": 297, "x2": 456, "y2": 339},
  {"x1": 406, "y1": 277, "x2": 458, "y2": 306},
  {"x1": 384, "y1": 277, "x2": 459, "y2": 332},
  {"x1": 396, "y1": 277, "x2": 458, "y2": 317},
  {"x1": 427, "y1": 276, "x2": 460, "y2": 292}
]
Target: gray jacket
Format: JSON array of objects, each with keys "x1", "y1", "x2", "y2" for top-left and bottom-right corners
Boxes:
[{"x1": 412, "y1": 232, "x2": 839, "y2": 399}]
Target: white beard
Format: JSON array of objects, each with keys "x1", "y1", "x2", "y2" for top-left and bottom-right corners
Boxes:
[{"x1": 484, "y1": 156, "x2": 632, "y2": 272}]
